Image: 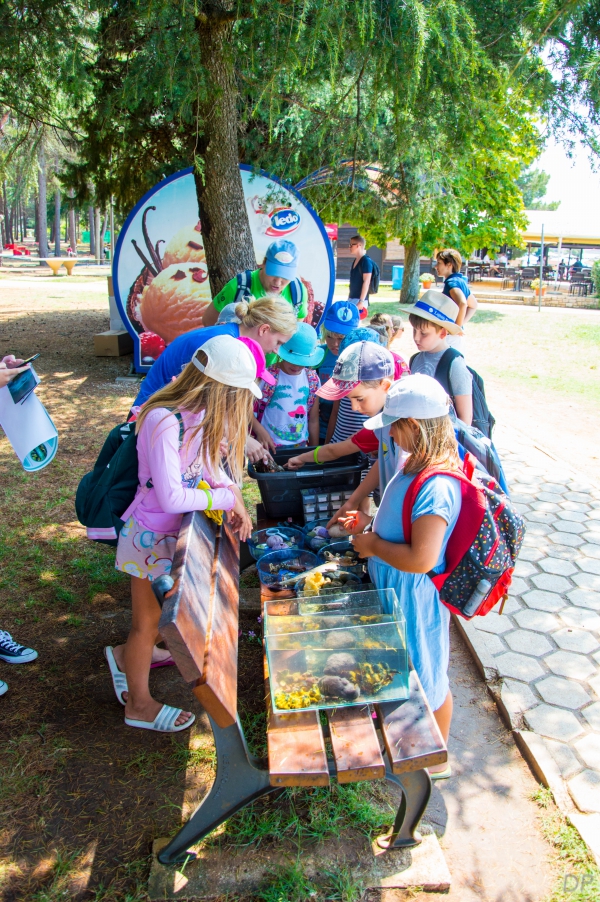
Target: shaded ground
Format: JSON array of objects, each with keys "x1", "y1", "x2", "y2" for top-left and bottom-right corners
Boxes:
[{"x1": 0, "y1": 272, "x2": 591, "y2": 901}]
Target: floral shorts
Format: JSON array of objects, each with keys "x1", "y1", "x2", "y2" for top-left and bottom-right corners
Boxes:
[{"x1": 115, "y1": 516, "x2": 178, "y2": 582}]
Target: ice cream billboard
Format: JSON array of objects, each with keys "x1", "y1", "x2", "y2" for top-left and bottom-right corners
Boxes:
[{"x1": 113, "y1": 165, "x2": 335, "y2": 372}]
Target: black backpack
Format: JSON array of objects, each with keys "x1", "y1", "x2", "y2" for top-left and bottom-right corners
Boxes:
[
  {"x1": 367, "y1": 257, "x2": 380, "y2": 293},
  {"x1": 75, "y1": 413, "x2": 183, "y2": 546},
  {"x1": 410, "y1": 348, "x2": 495, "y2": 438}
]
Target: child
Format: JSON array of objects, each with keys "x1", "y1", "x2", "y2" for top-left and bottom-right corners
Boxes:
[
  {"x1": 368, "y1": 313, "x2": 410, "y2": 379},
  {"x1": 107, "y1": 335, "x2": 256, "y2": 733},
  {"x1": 252, "y1": 323, "x2": 324, "y2": 450},
  {"x1": 401, "y1": 290, "x2": 473, "y2": 426},
  {"x1": 434, "y1": 249, "x2": 478, "y2": 352},
  {"x1": 345, "y1": 375, "x2": 460, "y2": 777},
  {"x1": 288, "y1": 340, "x2": 407, "y2": 519},
  {"x1": 325, "y1": 328, "x2": 408, "y2": 443},
  {"x1": 316, "y1": 301, "x2": 360, "y2": 441}
]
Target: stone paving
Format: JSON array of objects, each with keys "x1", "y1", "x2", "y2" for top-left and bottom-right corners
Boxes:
[{"x1": 469, "y1": 425, "x2": 600, "y2": 820}]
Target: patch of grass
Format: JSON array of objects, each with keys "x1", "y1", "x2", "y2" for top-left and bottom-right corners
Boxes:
[
  {"x1": 204, "y1": 780, "x2": 391, "y2": 851},
  {"x1": 254, "y1": 861, "x2": 364, "y2": 902},
  {"x1": 532, "y1": 787, "x2": 600, "y2": 902}
]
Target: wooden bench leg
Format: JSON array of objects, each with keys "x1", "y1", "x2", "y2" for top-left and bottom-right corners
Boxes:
[
  {"x1": 378, "y1": 766, "x2": 432, "y2": 850},
  {"x1": 158, "y1": 715, "x2": 278, "y2": 865}
]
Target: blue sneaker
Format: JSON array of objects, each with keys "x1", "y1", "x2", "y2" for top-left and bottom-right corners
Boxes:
[
  {"x1": 0, "y1": 631, "x2": 38, "y2": 664},
  {"x1": 0, "y1": 679, "x2": 7, "y2": 696}
]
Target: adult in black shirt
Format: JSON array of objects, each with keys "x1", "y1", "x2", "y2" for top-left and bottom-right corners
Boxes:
[{"x1": 348, "y1": 234, "x2": 374, "y2": 318}]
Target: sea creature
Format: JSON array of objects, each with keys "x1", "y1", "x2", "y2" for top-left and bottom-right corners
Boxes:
[
  {"x1": 254, "y1": 458, "x2": 286, "y2": 473},
  {"x1": 318, "y1": 675, "x2": 360, "y2": 701},
  {"x1": 278, "y1": 561, "x2": 338, "y2": 587},
  {"x1": 323, "y1": 652, "x2": 357, "y2": 677}
]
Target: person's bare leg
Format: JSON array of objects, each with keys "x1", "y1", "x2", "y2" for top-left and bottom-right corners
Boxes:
[
  {"x1": 113, "y1": 639, "x2": 170, "y2": 672},
  {"x1": 429, "y1": 689, "x2": 453, "y2": 774},
  {"x1": 122, "y1": 576, "x2": 191, "y2": 727}
]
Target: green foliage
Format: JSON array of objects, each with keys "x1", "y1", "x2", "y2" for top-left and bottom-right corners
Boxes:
[
  {"x1": 592, "y1": 260, "x2": 600, "y2": 296},
  {"x1": 517, "y1": 167, "x2": 560, "y2": 210}
]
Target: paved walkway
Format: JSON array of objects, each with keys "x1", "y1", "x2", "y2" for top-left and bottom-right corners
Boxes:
[{"x1": 467, "y1": 424, "x2": 600, "y2": 840}]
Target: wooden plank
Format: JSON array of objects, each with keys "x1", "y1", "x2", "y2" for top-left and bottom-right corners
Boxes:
[
  {"x1": 158, "y1": 511, "x2": 213, "y2": 683},
  {"x1": 327, "y1": 706, "x2": 385, "y2": 784},
  {"x1": 193, "y1": 519, "x2": 240, "y2": 729},
  {"x1": 264, "y1": 656, "x2": 329, "y2": 788},
  {"x1": 376, "y1": 668, "x2": 447, "y2": 775},
  {"x1": 159, "y1": 511, "x2": 239, "y2": 729}
]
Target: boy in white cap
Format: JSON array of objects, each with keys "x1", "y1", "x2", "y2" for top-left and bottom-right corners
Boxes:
[
  {"x1": 401, "y1": 290, "x2": 473, "y2": 426},
  {"x1": 345, "y1": 374, "x2": 460, "y2": 778}
]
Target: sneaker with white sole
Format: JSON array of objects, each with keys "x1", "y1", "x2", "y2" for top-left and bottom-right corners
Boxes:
[
  {"x1": 0, "y1": 680, "x2": 7, "y2": 696},
  {"x1": 0, "y1": 630, "x2": 38, "y2": 664}
]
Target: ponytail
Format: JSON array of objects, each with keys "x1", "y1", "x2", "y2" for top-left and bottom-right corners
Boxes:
[{"x1": 234, "y1": 294, "x2": 297, "y2": 337}]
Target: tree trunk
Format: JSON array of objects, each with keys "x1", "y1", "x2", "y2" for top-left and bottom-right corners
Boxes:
[
  {"x1": 0, "y1": 184, "x2": 6, "y2": 247},
  {"x1": 193, "y1": 8, "x2": 256, "y2": 296},
  {"x1": 88, "y1": 205, "x2": 95, "y2": 256},
  {"x1": 37, "y1": 139, "x2": 49, "y2": 260},
  {"x1": 100, "y1": 210, "x2": 108, "y2": 258},
  {"x1": 68, "y1": 189, "x2": 76, "y2": 253},
  {"x1": 54, "y1": 189, "x2": 61, "y2": 255},
  {"x1": 95, "y1": 207, "x2": 101, "y2": 263},
  {"x1": 400, "y1": 240, "x2": 421, "y2": 306}
]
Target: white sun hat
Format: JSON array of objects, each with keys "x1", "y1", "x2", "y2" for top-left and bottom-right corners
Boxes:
[
  {"x1": 363, "y1": 374, "x2": 450, "y2": 429},
  {"x1": 192, "y1": 335, "x2": 262, "y2": 399},
  {"x1": 400, "y1": 289, "x2": 464, "y2": 335}
]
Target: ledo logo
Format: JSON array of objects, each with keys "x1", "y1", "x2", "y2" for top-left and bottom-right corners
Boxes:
[{"x1": 266, "y1": 207, "x2": 301, "y2": 236}]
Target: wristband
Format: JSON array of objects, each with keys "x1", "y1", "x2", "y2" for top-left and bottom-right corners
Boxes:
[
  {"x1": 199, "y1": 487, "x2": 213, "y2": 510},
  {"x1": 313, "y1": 446, "x2": 322, "y2": 464}
]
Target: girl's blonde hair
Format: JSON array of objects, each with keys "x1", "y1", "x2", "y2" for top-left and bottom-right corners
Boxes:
[
  {"x1": 395, "y1": 415, "x2": 459, "y2": 476},
  {"x1": 368, "y1": 313, "x2": 394, "y2": 347},
  {"x1": 136, "y1": 349, "x2": 253, "y2": 485},
  {"x1": 234, "y1": 294, "x2": 297, "y2": 337}
]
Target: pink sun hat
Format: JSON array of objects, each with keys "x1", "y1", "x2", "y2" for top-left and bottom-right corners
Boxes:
[{"x1": 237, "y1": 337, "x2": 276, "y2": 386}]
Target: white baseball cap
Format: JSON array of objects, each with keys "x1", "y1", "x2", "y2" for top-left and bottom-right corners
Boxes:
[
  {"x1": 192, "y1": 335, "x2": 262, "y2": 399},
  {"x1": 363, "y1": 374, "x2": 449, "y2": 429}
]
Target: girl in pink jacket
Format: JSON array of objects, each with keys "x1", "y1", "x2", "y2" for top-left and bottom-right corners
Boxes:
[{"x1": 106, "y1": 336, "x2": 258, "y2": 734}]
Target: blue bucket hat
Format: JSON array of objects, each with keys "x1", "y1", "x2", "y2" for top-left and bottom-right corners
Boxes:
[
  {"x1": 322, "y1": 301, "x2": 360, "y2": 335},
  {"x1": 278, "y1": 322, "x2": 325, "y2": 368},
  {"x1": 265, "y1": 239, "x2": 299, "y2": 280},
  {"x1": 339, "y1": 327, "x2": 385, "y2": 354}
]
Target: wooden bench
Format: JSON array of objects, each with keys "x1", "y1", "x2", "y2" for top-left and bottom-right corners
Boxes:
[{"x1": 152, "y1": 511, "x2": 447, "y2": 866}]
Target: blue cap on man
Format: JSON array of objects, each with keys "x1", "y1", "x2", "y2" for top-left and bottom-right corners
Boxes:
[{"x1": 265, "y1": 239, "x2": 299, "y2": 280}]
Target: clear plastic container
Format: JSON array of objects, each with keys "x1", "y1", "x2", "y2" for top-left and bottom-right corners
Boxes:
[
  {"x1": 264, "y1": 588, "x2": 398, "y2": 619},
  {"x1": 294, "y1": 570, "x2": 362, "y2": 597},
  {"x1": 256, "y1": 548, "x2": 319, "y2": 591},
  {"x1": 247, "y1": 526, "x2": 304, "y2": 561},
  {"x1": 265, "y1": 607, "x2": 408, "y2": 712}
]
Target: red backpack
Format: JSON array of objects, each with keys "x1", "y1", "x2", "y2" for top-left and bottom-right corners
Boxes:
[{"x1": 402, "y1": 453, "x2": 525, "y2": 619}]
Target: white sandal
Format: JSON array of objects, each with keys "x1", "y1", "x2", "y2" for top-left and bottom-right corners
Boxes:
[
  {"x1": 104, "y1": 646, "x2": 128, "y2": 706},
  {"x1": 124, "y1": 704, "x2": 195, "y2": 733}
]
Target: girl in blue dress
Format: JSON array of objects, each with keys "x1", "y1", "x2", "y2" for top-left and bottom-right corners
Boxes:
[{"x1": 347, "y1": 374, "x2": 461, "y2": 779}]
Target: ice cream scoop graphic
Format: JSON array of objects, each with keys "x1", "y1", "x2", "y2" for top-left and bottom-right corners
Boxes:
[
  {"x1": 162, "y1": 222, "x2": 205, "y2": 268},
  {"x1": 139, "y1": 262, "x2": 212, "y2": 344}
]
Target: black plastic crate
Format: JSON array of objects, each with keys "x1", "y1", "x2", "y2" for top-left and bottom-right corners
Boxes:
[{"x1": 248, "y1": 447, "x2": 366, "y2": 521}]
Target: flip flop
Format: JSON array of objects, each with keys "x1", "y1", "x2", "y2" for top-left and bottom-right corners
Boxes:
[
  {"x1": 104, "y1": 646, "x2": 128, "y2": 706},
  {"x1": 124, "y1": 704, "x2": 195, "y2": 733},
  {"x1": 0, "y1": 679, "x2": 7, "y2": 697},
  {"x1": 150, "y1": 655, "x2": 176, "y2": 669},
  {"x1": 429, "y1": 765, "x2": 452, "y2": 781}
]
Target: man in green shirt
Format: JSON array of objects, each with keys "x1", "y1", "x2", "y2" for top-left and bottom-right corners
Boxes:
[{"x1": 202, "y1": 239, "x2": 308, "y2": 326}]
